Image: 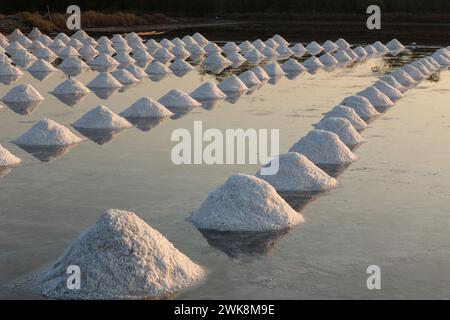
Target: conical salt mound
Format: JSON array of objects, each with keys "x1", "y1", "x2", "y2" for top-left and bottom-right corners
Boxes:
[
  {"x1": 264, "y1": 38, "x2": 279, "y2": 49},
  {"x1": 218, "y1": 75, "x2": 248, "y2": 94},
  {"x1": 190, "y1": 82, "x2": 226, "y2": 100},
  {"x1": 244, "y1": 48, "x2": 264, "y2": 62},
  {"x1": 187, "y1": 173, "x2": 304, "y2": 232},
  {"x1": 255, "y1": 152, "x2": 338, "y2": 192},
  {"x1": 121, "y1": 97, "x2": 174, "y2": 118},
  {"x1": 0, "y1": 144, "x2": 22, "y2": 167},
  {"x1": 315, "y1": 117, "x2": 366, "y2": 148},
  {"x1": 239, "y1": 71, "x2": 262, "y2": 87},
  {"x1": 335, "y1": 38, "x2": 350, "y2": 50},
  {"x1": 379, "y1": 75, "x2": 407, "y2": 93},
  {"x1": 38, "y1": 209, "x2": 204, "y2": 299},
  {"x1": 263, "y1": 62, "x2": 286, "y2": 77},
  {"x1": 223, "y1": 42, "x2": 240, "y2": 52},
  {"x1": 354, "y1": 46, "x2": 368, "y2": 60},
  {"x1": 272, "y1": 34, "x2": 289, "y2": 46},
  {"x1": 145, "y1": 61, "x2": 172, "y2": 75},
  {"x1": 364, "y1": 44, "x2": 377, "y2": 55},
  {"x1": 158, "y1": 89, "x2": 202, "y2": 110},
  {"x1": 289, "y1": 129, "x2": 357, "y2": 165},
  {"x1": 334, "y1": 50, "x2": 352, "y2": 63},
  {"x1": 390, "y1": 70, "x2": 416, "y2": 88},
  {"x1": 340, "y1": 95, "x2": 380, "y2": 121},
  {"x1": 73, "y1": 105, "x2": 132, "y2": 129},
  {"x1": 192, "y1": 33, "x2": 209, "y2": 46},
  {"x1": 13, "y1": 119, "x2": 82, "y2": 146},
  {"x1": 125, "y1": 64, "x2": 147, "y2": 79},
  {"x1": 203, "y1": 53, "x2": 231, "y2": 67},
  {"x1": 27, "y1": 59, "x2": 57, "y2": 73},
  {"x1": 306, "y1": 41, "x2": 324, "y2": 55},
  {"x1": 319, "y1": 53, "x2": 339, "y2": 66},
  {"x1": 402, "y1": 65, "x2": 426, "y2": 82},
  {"x1": 373, "y1": 80, "x2": 403, "y2": 101},
  {"x1": 111, "y1": 69, "x2": 139, "y2": 85},
  {"x1": 87, "y1": 73, "x2": 123, "y2": 89},
  {"x1": 261, "y1": 47, "x2": 279, "y2": 60},
  {"x1": 303, "y1": 56, "x2": 324, "y2": 69},
  {"x1": 0, "y1": 63, "x2": 24, "y2": 76},
  {"x1": 251, "y1": 66, "x2": 270, "y2": 81},
  {"x1": 170, "y1": 59, "x2": 195, "y2": 72},
  {"x1": 410, "y1": 61, "x2": 432, "y2": 76},
  {"x1": 2, "y1": 84, "x2": 44, "y2": 103},
  {"x1": 90, "y1": 53, "x2": 119, "y2": 68},
  {"x1": 226, "y1": 51, "x2": 246, "y2": 64},
  {"x1": 373, "y1": 41, "x2": 389, "y2": 54},
  {"x1": 324, "y1": 105, "x2": 368, "y2": 131},
  {"x1": 59, "y1": 57, "x2": 89, "y2": 71},
  {"x1": 322, "y1": 40, "x2": 339, "y2": 53},
  {"x1": 386, "y1": 39, "x2": 405, "y2": 51},
  {"x1": 281, "y1": 59, "x2": 306, "y2": 73},
  {"x1": 357, "y1": 86, "x2": 395, "y2": 109},
  {"x1": 291, "y1": 43, "x2": 307, "y2": 57},
  {"x1": 51, "y1": 78, "x2": 90, "y2": 96}
]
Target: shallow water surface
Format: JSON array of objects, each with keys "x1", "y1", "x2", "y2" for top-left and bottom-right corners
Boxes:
[{"x1": 1, "y1": 46, "x2": 450, "y2": 299}]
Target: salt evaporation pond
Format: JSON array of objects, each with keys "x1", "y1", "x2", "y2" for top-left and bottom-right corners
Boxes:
[{"x1": 1, "y1": 43, "x2": 450, "y2": 299}]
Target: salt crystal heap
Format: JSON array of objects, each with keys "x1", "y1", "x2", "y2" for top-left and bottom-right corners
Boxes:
[
  {"x1": 244, "y1": 48, "x2": 265, "y2": 64},
  {"x1": 410, "y1": 60, "x2": 432, "y2": 76},
  {"x1": 145, "y1": 61, "x2": 172, "y2": 75},
  {"x1": 291, "y1": 43, "x2": 307, "y2": 58},
  {"x1": 319, "y1": 53, "x2": 339, "y2": 66},
  {"x1": 187, "y1": 173, "x2": 304, "y2": 232},
  {"x1": 27, "y1": 59, "x2": 57, "y2": 73},
  {"x1": 322, "y1": 40, "x2": 339, "y2": 53},
  {"x1": 239, "y1": 71, "x2": 262, "y2": 88},
  {"x1": 315, "y1": 117, "x2": 366, "y2": 148},
  {"x1": 51, "y1": 78, "x2": 91, "y2": 106},
  {"x1": 54, "y1": 33, "x2": 71, "y2": 44},
  {"x1": 373, "y1": 80, "x2": 403, "y2": 101},
  {"x1": 333, "y1": 50, "x2": 352, "y2": 64},
  {"x1": 59, "y1": 57, "x2": 89, "y2": 75},
  {"x1": 38, "y1": 209, "x2": 204, "y2": 299},
  {"x1": 73, "y1": 105, "x2": 132, "y2": 130},
  {"x1": 112, "y1": 69, "x2": 139, "y2": 85},
  {"x1": 226, "y1": 51, "x2": 246, "y2": 66},
  {"x1": 218, "y1": 75, "x2": 248, "y2": 94},
  {"x1": 145, "y1": 39, "x2": 162, "y2": 54},
  {"x1": 204, "y1": 42, "x2": 223, "y2": 54},
  {"x1": 223, "y1": 42, "x2": 240, "y2": 53},
  {"x1": 354, "y1": 46, "x2": 368, "y2": 61},
  {"x1": 13, "y1": 119, "x2": 82, "y2": 146},
  {"x1": 121, "y1": 97, "x2": 174, "y2": 119},
  {"x1": 281, "y1": 59, "x2": 307, "y2": 73},
  {"x1": 192, "y1": 32, "x2": 209, "y2": 47},
  {"x1": 386, "y1": 39, "x2": 405, "y2": 52},
  {"x1": 263, "y1": 62, "x2": 286, "y2": 77},
  {"x1": 324, "y1": 105, "x2": 368, "y2": 131},
  {"x1": 58, "y1": 46, "x2": 79, "y2": 60},
  {"x1": 251, "y1": 66, "x2": 270, "y2": 81},
  {"x1": 264, "y1": 38, "x2": 279, "y2": 49},
  {"x1": 153, "y1": 47, "x2": 175, "y2": 63},
  {"x1": 0, "y1": 144, "x2": 22, "y2": 168},
  {"x1": 125, "y1": 65, "x2": 147, "y2": 79},
  {"x1": 272, "y1": 34, "x2": 289, "y2": 46},
  {"x1": 261, "y1": 47, "x2": 279, "y2": 60},
  {"x1": 33, "y1": 47, "x2": 57, "y2": 62},
  {"x1": 0, "y1": 63, "x2": 24, "y2": 76},
  {"x1": 335, "y1": 38, "x2": 350, "y2": 50},
  {"x1": 340, "y1": 95, "x2": 380, "y2": 121},
  {"x1": 2, "y1": 84, "x2": 44, "y2": 104},
  {"x1": 306, "y1": 41, "x2": 324, "y2": 56},
  {"x1": 158, "y1": 89, "x2": 202, "y2": 111},
  {"x1": 171, "y1": 45, "x2": 190, "y2": 60},
  {"x1": 402, "y1": 65, "x2": 426, "y2": 82},
  {"x1": 90, "y1": 53, "x2": 119, "y2": 71},
  {"x1": 364, "y1": 44, "x2": 378, "y2": 56},
  {"x1": 5, "y1": 42, "x2": 26, "y2": 55},
  {"x1": 289, "y1": 129, "x2": 358, "y2": 166},
  {"x1": 187, "y1": 44, "x2": 206, "y2": 57},
  {"x1": 132, "y1": 48, "x2": 152, "y2": 62},
  {"x1": 87, "y1": 73, "x2": 123, "y2": 89},
  {"x1": 303, "y1": 56, "x2": 324, "y2": 69},
  {"x1": 379, "y1": 75, "x2": 407, "y2": 93},
  {"x1": 256, "y1": 152, "x2": 338, "y2": 192},
  {"x1": 204, "y1": 53, "x2": 231, "y2": 68},
  {"x1": 170, "y1": 59, "x2": 195, "y2": 72},
  {"x1": 190, "y1": 82, "x2": 227, "y2": 100},
  {"x1": 372, "y1": 41, "x2": 389, "y2": 54},
  {"x1": 356, "y1": 86, "x2": 395, "y2": 111},
  {"x1": 182, "y1": 35, "x2": 197, "y2": 47}
]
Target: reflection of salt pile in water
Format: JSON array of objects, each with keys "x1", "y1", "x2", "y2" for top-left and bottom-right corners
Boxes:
[
  {"x1": 341, "y1": 95, "x2": 380, "y2": 121},
  {"x1": 87, "y1": 73, "x2": 123, "y2": 90},
  {"x1": 13, "y1": 119, "x2": 82, "y2": 146},
  {"x1": 379, "y1": 75, "x2": 407, "y2": 93},
  {"x1": 386, "y1": 39, "x2": 405, "y2": 52},
  {"x1": 256, "y1": 153, "x2": 337, "y2": 192},
  {"x1": 402, "y1": 65, "x2": 426, "y2": 82},
  {"x1": 322, "y1": 40, "x2": 339, "y2": 53},
  {"x1": 121, "y1": 97, "x2": 174, "y2": 118},
  {"x1": 27, "y1": 59, "x2": 57, "y2": 73},
  {"x1": 373, "y1": 80, "x2": 403, "y2": 101},
  {"x1": 0, "y1": 144, "x2": 22, "y2": 169},
  {"x1": 2, "y1": 84, "x2": 44, "y2": 104},
  {"x1": 239, "y1": 71, "x2": 262, "y2": 88},
  {"x1": 357, "y1": 86, "x2": 395, "y2": 110},
  {"x1": 145, "y1": 61, "x2": 172, "y2": 75},
  {"x1": 190, "y1": 82, "x2": 226, "y2": 100},
  {"x1": 323, "y1": 105, "x2": 368, "y2": 131},
  {"x1": 289, "y1": 129, "x2": 357, "y2": 167},
  {"x1": 188, "y1": 173, "x2": 304, "y2": 232},
  {"x1": 281, "y1": 59, "x2": 307, "y2": 73},
  {"x1": 218, "y1": 75, "x2": 249, "y2": 94},
  {"x1": 319, "y1": 53, "x2": 339, "y2": 66},
  {"x1": 306, "y1": 41, "x2": 324, "y2": 55},
  {"x1": 38, "y1": 209, "x2": 204, "y2": 299},
  {"x1": 263, "y1": 62, "x2": 286, "y2": 77},
  {"x1": 73, "y1": 105, "x2": 132, "y2": 130},
  {"x1": 158, "y1": 89, "x2": 202, "y2": 110},
  {"x1": 315, "y1": 117, "x2": 366, "y2": 148},
  {"x1": 250, "y1": 66, "x2": 270, "y2": 82}
]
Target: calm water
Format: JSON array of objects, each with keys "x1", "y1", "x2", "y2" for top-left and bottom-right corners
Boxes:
[{"x1": 1, "y1": 44, "x2": 450, "y2": 299}]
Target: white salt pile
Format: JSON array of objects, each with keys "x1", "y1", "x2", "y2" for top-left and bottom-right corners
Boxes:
[
  {"x1": 153, "y1": 47, "x2": 175, "y2": 63},
  {"x1": 204, "y1": 42, "x2": 223, "y2": 54},
  {"x1": 59, "y1": 57, "x2": 89, "y2": 71},
  {"x1": 386, "y1": 39, "x2": 405, "y2": 51},
  {"x1": 379, "y1": 75, "x2": 407, "y2": 93},
  {"x1": 261, "y1": 47, "x2": 279, "y2": 60},
  {"x1": 239, "y1": 71, "x2": 262, "y2": 88},
  {"x1": 28, "y1": 40, "x2": 45, "y2": 52},
  {"x1": 27, "y1": 59, "x2": 57, "y2": 73},
  {"x1": 171, "y1": 37, "x2": 185, "y2": 47},
  {"x1": 218, "y1": 75, "x2": 249, "y2": 94},
  {"x1": 324, "y1": 105, "x2": 368, "y2": 131},
  {"x1": 373, "y1": 41, "x2": 389, "y2": 54},
  {"x1": 340, "y1": 95, "x2": 380, "y2": 121},
  {"x1": 0, "y1": 53, "x2": 12, "y2": 64},
  {"x1": 204, "y1": 53, "x2": 232, "y2": 67},
  {"x1": 373, "y1": 80, "x2": 403, "y2": 101},
  {"x1": 334, "y1": 50, "x2": 352, "y2": 63},
  {"x1": 255, "y1": 152, "x2": 337, "y2": 192},
  {"x1": 67, "y1": 38, "x2": 83, "y2": 50},
  {"x1": 303, "y1": 56, "x2": 324, "y2": 69},
  {"x1": 390, "y1": 69, "x2": 416, "y2": 88},
  {"x1": 51, "y1": 78, "x2": 90, "y2": 96},
  {"x1": 28, "y1": 28, "x2": 42, "y2": 40},
  {"x1": 5, "y1": 42, "x2": 26, "y2": 55},
  {"x1": 13, "y1": 119, "x2": 82, "y2": 146},
  {"x1": 2, "y1": 84, "x2": 44, "y2": 103},
  {"x1": 121, "y1": 97, "x2": 174, "y2": 118},
  {"x1": 306, "y1": 41, "x2": 324, "y2": 55},
  {"x1": 113, "y1": 42, "x2": 132, "y2": 53},
  {"x1": 420, "y1": 58, "x2": 438, "y2": 73},
  {"x1": 71, "y1": 29, "x2": 89, "y2": 41},
  {"x1": 357, "y1": 86, "x2": 395, "y2": 109},
  {"x1": 192, "y1": 32, "x2": 209, "y2": 46},
  {"x1": 364, "y1": 44, "x2": 378, "y2": 56},
  {"x1": 252, "y1": 39, "x2": 266, "y2": 50},
  {"x1": 187, "y1": 44, "x2": 206, "y2": 57},
  {"x1": 263, "y1": 62, "x2": 286, "y2": 77},
  {"x1": 158, "y1": 89, "x2": 202, "y2": 110},
  {"x1": 87, "y1": 73, "x2": 123, "y2": 89},
  {"x1": 125, "y1": 64, "x2": 147, "y2": 79},
  {"x1": 112, "y1": 69, "x2": 140, "y2": 85},
  {"x1": 145, "y1": 61, "x2": 172, "y2": 75},
  {"x1": 187, "y1": 173, "x2": 303, "y2": 232},
  {"x1": 113, "y1": 52, "x2": 136, "y2": 66},
  {"x1": 289, "y1": 129, "x2": 358, "y2": 165},
  {"x1": 410, "y1": 60, "x2": 432, "y2": 76},
  {"x1": 272, "y1": 34, "x2": 289, "y2": 46},
  {"x1": 73, "y1": 105, "x2": 132, "y2": 130},
  {"x1": 132, "y1": 48, "x2": 152, "y2": 61},
  {"x1": 58, "y1": 46, "x2": 79, "y2": 59},
  {"x1": 38, "y1": 209, "x2": 204, "y2": 299},
  {"x1": 315, "y1": 117, "x2": 366, "y2": 148},
  {"x1": 344, "y1": 48, "x2": 358, "y2": 62},
  {"x1": 238, "y1": 41, "x2": 255, "y2": 54},
  {"x1": 319, "y1": 53, "x2": 339, "y2": 66},
  {"x1": 250, "y1": 66, "x2": 270, "y2": 81},
  {"x1": 170, "y1": 59, "x2": 195, "y2": 71},
  {"x1": 402, "y1": 65, "x2": 426, "y2": 81},
  {"x1": 79, "y1": 44, "x2": 99, "y2": 59},
  {"x1": 281, "y1": 59, "x2": 307, "y2": 73},
  {"x1": 223, "y1": 42, "x2": 240, "y2": 52},
  {"x1": 12, "y1": 50, "x2": 36, "y2": 64},
  {"x1": 322, "y1": 40, "x2": 339, "y2": 53},
  {"x1": 431, "y1": 52, "x2": 450, "y2": 66},
  {"x1": 54, "y1": 33, "x2": 71, "y2": 44},
  {"x1": 0, "y1": 144, "x2": 22, "y2": 168},
  {"x1": 335, "y1": 38, "x2": 350, "y2": 50},
  {"x1": 276, "y1": 45, "x2": 294, "y2": 57},
  {"x1": 182, "y1": 35, "x2": 197, "y2": 47},
  {"x1": 354, "y1": 46, "x2": 368, "y2": 60},
  {"x1": 172, "y1": 45, "x2": 190, "y2": 59},
  {"x1": 0, "y1": 63, "x2": 24, "y2": 76},
  {"x1": 244, "y1": 48, "x2": 265, "y2": 63},
  {"x1": 291, "y1": 43, "x2": 307, "y2": 57},
  {"x1": 145, "y1": 39, "x2": 162, "y2": 53},
  {"x1": 190, "y1": 82, "x2": 227, "y2": 100},
  {"x1": 34, "y1": 47, "x2": 58, "y2": 62},
  {"x1": 264, "y1": 38, "x2": 279, "y2": 49},
  {"x1": 97, "y1": 42, "x2": 116, "y2": 55},
  {"x1": 226, "y1": 51, "x2": 246, "y2": 64}
]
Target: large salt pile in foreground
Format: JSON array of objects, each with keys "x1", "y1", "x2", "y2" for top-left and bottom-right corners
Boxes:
[
  {"x1": 0, "y1": 144, "x2": 22, "y2": 168},
  {"x1": 37, "y1": 209, "x2": 204, "y2": 299},
  {"x1": 2, "y1": 84, "x2": 44, "y2": 103},
  {"x1": 158, "y1": 89, "x2": 202, "y2": 110},
  {"x1": 187, "y1": 173, "x2": 304, "y2": 232},
  {"x1": 13, "y1": 119, "x2": 83, "y2": 146},
  {"x1": 121, "y1": 97, "x2": 174, "y2": 118},
  {"x1": 315, "y1": 117, "x2": 366, "y2": 148},
  {"x1": 357, "y1": 86, "x2": 395, "y2": 110},
  {"x1": 190, "y1": 82, "x2": 226, "y2": 100},
  {"x1": 340, "y1": 95, "x2": 380, "y2": 121},
  {"x1": 73, "y1": 106, "x2": 132, "y2": 130},
  {"x1": 289, "y1": 129, "x2": 357, "y2": 165},
  {"x1": 255, "y1": 153, "x2": 337, "y2": 192}
]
